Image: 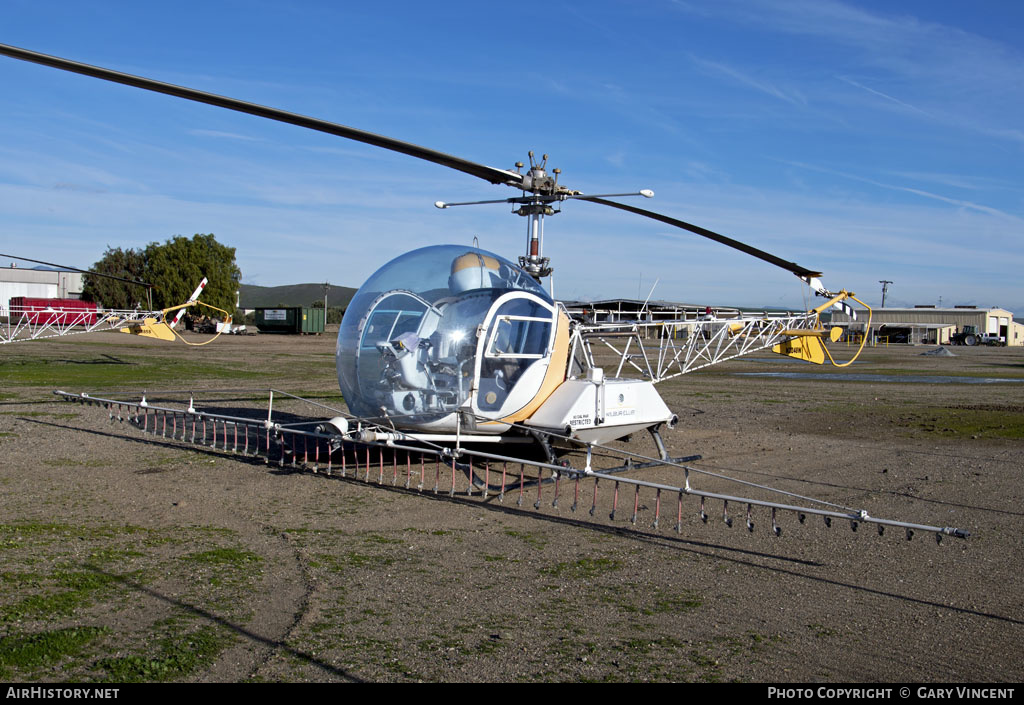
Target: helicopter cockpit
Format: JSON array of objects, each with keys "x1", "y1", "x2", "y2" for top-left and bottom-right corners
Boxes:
[{"x1": 336, "y1": 245, "x2": 569, "y2": 433}]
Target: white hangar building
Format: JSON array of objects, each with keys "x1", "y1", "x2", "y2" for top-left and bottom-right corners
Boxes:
[
  {"x1": 1, "y1": 264, "x2": 85, "y2": 316},
  {"x1": 831, "y1": 305, "x2": 1023, "y2": 346}
]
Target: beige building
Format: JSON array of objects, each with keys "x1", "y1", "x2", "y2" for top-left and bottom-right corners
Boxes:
[
  {"x1": 1, "y1": 264, "x2": 85, "y2": 317},
  {"x1": 831, "y1": 305, "x2": 1021, "y2": 346}
]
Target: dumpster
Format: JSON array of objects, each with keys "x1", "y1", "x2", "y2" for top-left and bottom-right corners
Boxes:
[{"x1": 254, "y1": 307, "x2": 324, "y2": 334}]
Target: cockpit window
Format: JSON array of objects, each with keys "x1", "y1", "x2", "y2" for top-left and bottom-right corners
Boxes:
[
  {"x1": 485, "y1": 298, "x2": 551, "y2": 357},
  {"x1": 359, "y1": 293, "x2": 427, "y2": 350},
  {"x1": 487, "y1": 317, "x2": 550, "y2": 357}
]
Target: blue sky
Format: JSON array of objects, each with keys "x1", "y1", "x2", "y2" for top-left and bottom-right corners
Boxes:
[{"x1": 1, "y1": 0, "x2": 1022, "y2": 313}]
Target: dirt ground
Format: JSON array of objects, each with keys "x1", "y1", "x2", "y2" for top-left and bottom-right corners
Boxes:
[{"x1": 1, "y1": 330, "x2": 1021, "y2": 683}]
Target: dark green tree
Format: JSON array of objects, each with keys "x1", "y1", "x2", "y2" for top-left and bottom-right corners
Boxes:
[
  {"x1": 81, "y1": 246, "x2": 150, "y2": 309},
  {"x1": 311, "y1": 300, "x2": 345, "y2": 325},
  {"x1": 83, "y1": 234, "x2": 240, "y2": 315},
  {"x1": 145, "y1": 234, "x2": 241, "y2": 315}
]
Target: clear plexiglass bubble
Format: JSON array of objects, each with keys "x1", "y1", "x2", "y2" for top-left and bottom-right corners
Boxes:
[{"x1": 336, "y1": 245, "x2": 556, "y2": 427}]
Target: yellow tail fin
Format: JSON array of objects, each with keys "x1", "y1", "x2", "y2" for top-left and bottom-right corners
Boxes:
[
  {"x1": 120, "y1": 318, "x2": 176, "y2": 341},
  {"x1": 772, "y1": 327, "x2": 842, "y2": 364}
]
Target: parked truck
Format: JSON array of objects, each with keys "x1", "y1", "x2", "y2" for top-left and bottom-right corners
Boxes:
[{"x1": 951, "y1": 325, "x2": 1005, "y2": 346}]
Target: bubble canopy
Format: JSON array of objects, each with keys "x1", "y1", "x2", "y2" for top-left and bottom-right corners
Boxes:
[{"x1": 336, "y1": 245, "x2": 556, "y2": 426}]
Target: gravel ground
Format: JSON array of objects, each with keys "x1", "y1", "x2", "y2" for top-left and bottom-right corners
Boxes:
[{"x1": 0, "y1": 331, "x2": 1021, "y2": 682}]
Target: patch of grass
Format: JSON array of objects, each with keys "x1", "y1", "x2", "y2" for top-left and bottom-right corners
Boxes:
[
  {"x1": 96, "y1": 625, "x2": 232, "y2": 683},
  {"x1": 363, "y1": 534, "x2": 403, "y2": 545},
  {"x1": 88, "y1": 547, "x2": 145, "y2": 564},
  {"x1": 54, "y1": 570, "x2": 119, "y2": 592},
  {"x1": 652, "y1": 592, "x2": 703, "y2": 613},
  {"x1": 180, "y1": 547, "x2": 262, "y2": 594},
  {"x1": 0, "y1": 521, "x2": 144, "y2": 541},
  {"x1": 0, "y1": 411, "x2": 80, "y2": 419},
  {"x1": 0, "y1": 354, "x2": 256, "y2": 390},
  {"x1": 540, "y1": 557, "x2": 621, "y2": 579},
  {"x1": 901, "y1": 406, "x2": 1024, "y2": 440},
  {"x1": 316, "y1": 551, "x2": 395, "y2": 571},
  {"x1": 504, "y1": 530, "x2": 548, "y2": 550},
  {"x1": 865, "y1": 367, "x2": 1024, "y2": 380},
  {"x1": 183, "y1": 548, "x2": 262, "y2": 566},
  {"x1": 1, "y1": 570, "x2": 119, "y2": 623},
  {"x1": 0, "y1": 571, "x2": 45, "y2": 587},
  {"x1": 802, "y1": 402, "x2": 1024, "y2": 441},
  {"x1": 342, "y1": 551, "x2": 395, "y2": 568},
  {"x1": 0, "y1": 626, "x2": 109, "y2": 679}
]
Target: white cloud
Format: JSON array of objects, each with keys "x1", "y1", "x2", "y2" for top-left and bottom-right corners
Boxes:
[{"x1": 691, "y1": 56, "x2": 808, "y2": 106}]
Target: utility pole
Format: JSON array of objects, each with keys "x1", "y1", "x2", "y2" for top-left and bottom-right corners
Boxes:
[{"x1": 879, "y1": 280, "x2": 892, "y2": 308}]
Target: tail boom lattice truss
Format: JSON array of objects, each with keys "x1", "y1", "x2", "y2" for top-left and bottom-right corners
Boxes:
[
  {"x1": 1, "y1": 307, "x2": 164, "y2": 344},
  {"x1": 55, "y1": 389, "x2": 970, "y2": 543},
  {"x1": 576, "y1": 311, "x2": 825, "y2": 382}
]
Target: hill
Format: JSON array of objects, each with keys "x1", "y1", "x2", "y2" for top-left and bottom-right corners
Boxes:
[{"x1": 239, "y1": 283, "x2": 357, "y2": 310}]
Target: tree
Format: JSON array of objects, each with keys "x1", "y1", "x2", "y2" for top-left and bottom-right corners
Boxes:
[
  {"x1": 82, "y1": 234, "x2": 240, "y2": 315},
  {"x1": 145, "y1": 234, "x2": 240, "y2": 315},
  {"x1": 311, "y1": 300, "x2": 345, "y2": 324},
  {"x1": 81, "y1": 246, "x2": 149, "y2": 310}
]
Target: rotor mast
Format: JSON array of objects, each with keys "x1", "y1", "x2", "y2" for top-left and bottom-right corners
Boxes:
[
  {"x1": 515, "y1": 152, "x2": 556, "y2": 281},
  {"x1": 437, "y1": 153, "x2": 656, "y2": 285}
]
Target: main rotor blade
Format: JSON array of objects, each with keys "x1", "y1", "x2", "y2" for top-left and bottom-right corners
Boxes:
[
  {"x1": 581, "y1": 197, "x2": 822, "y2": 278},
  {"x1": 0, "y1": 43, "x2": 523, "y2": 188}
]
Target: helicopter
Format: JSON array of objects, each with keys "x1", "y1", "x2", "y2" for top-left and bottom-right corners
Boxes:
[
  {"x1": 0, "y1": 251, "x2": 228, "y2": 346},
  {"x1": 2, "y1": 43, "x2": 969, "y2": 542},
  {"x1": 0, "y1": 43, "x2": 860, "y2": 440}
]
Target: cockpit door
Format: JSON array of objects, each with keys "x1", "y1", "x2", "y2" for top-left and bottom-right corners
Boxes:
[{"x1": 473, "y1": 292, "x2": 556, "y2": 416}]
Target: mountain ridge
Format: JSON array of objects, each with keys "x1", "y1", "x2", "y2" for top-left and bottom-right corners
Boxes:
[{"x1": 239, "y1": 282, "x2": 356, "y2": 309}]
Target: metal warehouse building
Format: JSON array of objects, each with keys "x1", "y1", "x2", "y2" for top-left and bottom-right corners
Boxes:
[
  {"x1": 831, "y1": 305, "x2": 1023, "y2": 346},
  {"x1": 1, "y1": 265, "x2": 84, "y2": 317}
]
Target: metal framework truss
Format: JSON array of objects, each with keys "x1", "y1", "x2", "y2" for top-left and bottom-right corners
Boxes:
[
  {"x1": 575, "y1": 310, "x2": 823, "y2": 383},
  {"x1": 55, "y1": 388, "x2": 970, "y2": 543},
  {"x1": 0, "y1": 306, "x2": 166, "y2": 345}
]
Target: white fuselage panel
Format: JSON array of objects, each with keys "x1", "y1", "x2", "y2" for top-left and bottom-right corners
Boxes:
[{"x1": 524, "y1": 377, "x2": 673, "y2": 444}]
